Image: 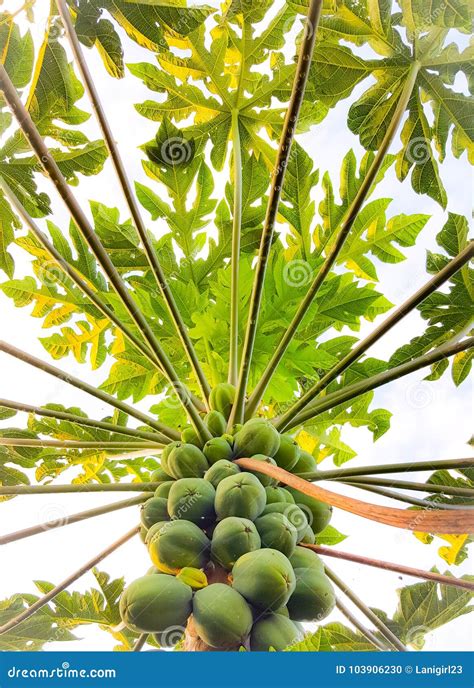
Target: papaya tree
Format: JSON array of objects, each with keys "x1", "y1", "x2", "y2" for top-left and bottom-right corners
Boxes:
[{"x1": 0, "y1": 0, "x2": 473, "y2": 653}]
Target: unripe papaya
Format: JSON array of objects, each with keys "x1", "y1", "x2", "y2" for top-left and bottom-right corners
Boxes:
[
  {"x1": 148, "y1": 520, "x2": 210, "y2": 573},
  {"x1": 167, "y1": 478, "x2": 216, "y2": 527},
  {"x1": 300, "y1": 525, "x2": 316, "y2": 544},
  {"x1": 154, "y1": 480, "x2": 174, "y2": 498},
  {"x1": 289, "y1": 546, "x2": 324, "y2": 574},
  {"x1": 229, "y1": 423, "x2": 243, "y2": 435},
  {"x1": 215, "y1": 472, "x2": 266, "y2": 520},
  {"x1": 119, "y1": 574, "x2": 192, "y2": 633},
  {"x1": 255, "y1": 512, "x2": 297, "y2": 557},
  {"x1": 233, "y1": 418, "x2": 281, "y2": 458},
  {"x1": 273, "y1": 434, "x2": 300, "y2": 471},
  {"x1": 275, "y1": 606, "x2": 289, "y2": 617},
  {"x1": 246, "y1": 454, "x2": 278, "y2": 487},
  {"x1": 181, "y1": 426, "x2": 203, "y2": 448},
  {"x1": 292, "y1": 450, "x2": 318, "y2": 474},
  {"x1": 146, "y1": 565, "x2": 159, "y2": 575},
  {"x1": 139, "y1": 525, "x2": 147, "y2": 543},
  {"x1": 211, "y1": 516, "x2": 261, "y2": 570},
  {"x1": 203, "y1": 437, "x2": 233, "y2": 465},
  {"x1": 265, "y1": 486, "x2": 295, "y2": 505},
  {"x1": 285, "y1": 488, "x2": 332, "y2": 534},
  {"x1": 167, "y1": 442, "x2": 208, "y2": 479},
  {"x1": 144, "y1": 520, "x2": 169, "y2": 545},
  {"x1": 287, "y1": 569, "x2": 335, "y2": 622},
  {"x1": 231, "y1": 549, "x2": 296, "y2": 611},
  {"x1": 262, "y1": 503, "x2": 308, "y2": 541},
  {"x1": 250, "y1": 614, "x2": 302, "y2": 651},
  {"x1": 140, "y1": 497, "x2": 170, "y2": 529},
  {"x1": 154, "y1": 626, "x2": 185, "y2": 648},
  {"x1": 209, "y1": 383, "x2": 236, "y2": 419},
  {"x1": 204, "y1": 410, "x2": 227, "y2": 437},
  {"x1": 193, "y1": 583, "x2": 253, "y2": 648},
  {"x1": 160, "y1": 441, "x2": 180, "y2": 476},
  {"x1": 204, "y1": 459, "x2": 240, "y2": 488},
  {"x1": 149, "y1": 466, "x2": 171, "y2": 483}
]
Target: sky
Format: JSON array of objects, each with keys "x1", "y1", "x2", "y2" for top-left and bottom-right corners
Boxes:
[{"x1": 0, "y1": 0, "x2": 472, "y2": 652}]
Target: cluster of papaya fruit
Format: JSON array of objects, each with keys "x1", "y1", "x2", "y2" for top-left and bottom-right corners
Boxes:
[{"x1": 119, "y1": 384, "x2": 335, "y2": 651}]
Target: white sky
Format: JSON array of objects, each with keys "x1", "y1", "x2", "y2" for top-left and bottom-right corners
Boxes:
[{"x1": 0, "y1": 0, "x2": 472, "y2": 652}]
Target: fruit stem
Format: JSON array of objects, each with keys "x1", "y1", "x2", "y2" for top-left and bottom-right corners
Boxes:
[
  {"x1": 228, "y1": 0, "x2": 324, "y2": 427},
  {"x1": 324, "y1": 565, "x2": 408, "y2": 651},
  {"x1": 277, "y1": 336, "x2": 474, "y2": 431},
  {"x1": 245, "y1": 61, "x2": 422, "y2": 418},
  {"x1": 0, "y1": 63, "x2": 210, "y2": 444},
  {"x1": 305, "y1": 545, "x2": 474, "y2": 592},
  {"x1": 0, "y1": 526, "x2": 140, "y2": 635},
  {"x1": 0, "y1": 397, "x2": 170, "y2": 444},
  {"x1": 0, "y1": 340, "x2": 180, "y2": 440},
  {"x1": 300, "y1": 457, "x2": 474, "y2": 481},
  {"x1": 228, "y1": 109, "x2": 243, "y2": 387},
  {"x1": 0, "y1": 495, "x2": 148, "y2": 545},
  {"x1": 271, "y1": 240, "x2": 473, "y2": 425},
  {"x1": 132, "y1": 634, "x2": 149, "y2": 652},
  {"x1": 56, "y1": 0, "x2": 211, "y2": 410}
]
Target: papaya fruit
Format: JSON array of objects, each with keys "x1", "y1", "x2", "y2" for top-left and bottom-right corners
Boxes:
[
  {"x1": 181, "y1": 426, "x2": 203, "y2": 448},
  {"x1": 285, "y1": 488, "x2": 333, "y2": 534},
  {"x1": 211, "y1": 516, "x2": 261, "y2": 570},
  {"x1": 149, "y1": 466, "x2": 171, "y2": 483},
  {"x1": 154, "y1": 480, "x2": 174, "y2": 498},
  {"x1": 154, "y1": 626, "x2": 185, "y2": 648},
  {"x1": 229, "y1": 423, "x2": 243, "y2": 435},
  {"x1": 246, "y1": 454, "x2": 278, "y2": 487},
  {"x1": 144, "y1": 520, "x2": 169, "y2": 545},
  {"x1": 139, "y1": 525, "x2": 147, "y2": 543},
  {"x1": 275, "y1": 606, "x2": 289, "y2": 617},
  {"x1": 215, "y1": 472, "x2": 266, "y2": 520},
  {"x1": 289, "y1": 546, "x2": 324, "y2": 574},
  {"x1": 140, "y1": 497, "x2": 170, "y2": 529},
  {"x1": 209, "y1": 383, "x2": 236, "y2": 419},
  {"x1": 167, "y1": 478, "x2": 216, "y2": 527},
  {"x1": 204, "y1": 459, "x2": 240, "y2": 488},
  {"x1": 119, "y1": 574, "x2": 192, "y2": 633},
  {"x1": 148, "y1": 520, "x2": 210, "y2": 573},
  {"x1": 250, "y1": 614, "x2": 302, "y2": 651},
  {"x1": 203, "y1": 437, "x2": 233, "y2": 465},
  {"x1": 176, "y1": 567, "x2": 208, "y2": 590},
  {"x1": 265, "y1": 486, "x2": 295, "y2": 505},
  {"x1": 166, "y1": 442, "x2": 209, "y2": 479},
  {"x1": 300, "y1": 525, "x2": 316, "y2": 544},
  {"x1": 273, "y1": 434, "x2": 300, "y2": 472},
  {"x1": 262, "y1": 503, "x2": 309, "y2": 541},
  {"x1": 160, "y1": 441, "x2": 180, "y2": 476},
  {"x1": 204, "y1": 410, "x2": 227, "y2": 437},
  {"x1": 233, "y1": 418, "x2": 281, "y2": 458},
  {"x1": 254, "y1": 512, "x2": 297, "y2": 557},
  {"x1": 192, "y1": 583, "x2": 253, "y2": 649},
  {"x1": 146, "y1": 565, "x2": 159, "y2": 575},
  {"x1": 292, "y1": 450, "x2": 318, "y2": 474},
  {"x1": 287, "y1": 569, "x2": 335, "y2": 622},
  {"x1": 231, "y1": 549, "x2": 296, "y2": 611}
]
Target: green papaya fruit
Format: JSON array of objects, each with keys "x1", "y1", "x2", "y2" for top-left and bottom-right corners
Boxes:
[
  {"x1": 292, "y1": 450, "x2": 318, "y2": 474},
  {"x1": 167, "y1": 442, "x2": 209, "y2": 479},
  {"x1": 192, "y1": 583, "x2": 253, "y2": 649},
  {"x1": 149, "y1": 466, "x2": 171, "y2": 483},
  {"x1": 215, "y1": 472, "x2": 266, "y2": 520},
  {"x1": 167, "y1": 478, "x2": 216, "y2": 527},
  {"x1": 119, "y1": 574, "x2": 192, "y2": 633},
  {"x1": 209, "y1": 383, "x2": 236, "y2": 419},
  {"x1": 203, "y1": 437, "x2": 233, "y2": 465},
  {"x1": 154, "y1": 480, "x2": 175, "y2": 498},
  {"x1": 250, "y1": 614, "x2": 302, "y2": 651},
  {"x1": 289, "y1": 546, "x2": 324, "y2": 573},
  {"x1": 262, "y1": 503, "x2": 309, "y2": 541},
  {"x1": 204, "y1": 459, "x2": 240, "y2": 488},
  {"x1": 154, "y1": 626, "x2": 185, "y2": 648},
  {"x1": 246, "y1": 454, "x2": 278, "y2": 487},
  {"x1": 300, "y1": 525, "x2": 316, "y2": 544},
  {"x1": 273, "y1": 434, "x2": 300, "y2": 472},
  {"x1": 181, "y1": 426, "x2": 203, "y2": 448},
  {"x1": 265, "y1": 486, "x2": 295, "y2": 505},
  {"x1": 233, "y1": 418, "x2": 281, "y2": 458},
  {"x1": 285, "y1": 488, "x2": 333, "y2": 534},
  {"x1": 254, "y1": 512, "x2": 297, "y2": 557},
  {"x1": 140, "y1": 497, "x2": 170, "y2": 529},
  {"x1": 229, "y1": 423, "x2": 243, "y2": 435},
  {"x1": 287, "y1": 569, "x2": 335, "y2": 622},
  {"x1": 160, "y1": 441, "x2": 180, "y2": 476},
  {"x1": 275, "y1": 606, "x2": 289, "y2": 617},
  {"x1": 146, "y1": 565, "x2": 159, "y2": 575},
  {"x1": 211, "y1": 516, "x2": 261, "y2": 570},
  {"x1": 148, "y1": 520, "x2": 210, "y2": 573},
  {"x1": 144, "y1": 520, "x2": 169, "y2": 545},
  {"x1": 139, "y1": 525, "x2": 147, "y2": 543},
  {"x1": 231, "y1": 548, "x2": 296, "y2": 611},
  {"x1": 204, "y1": 410, "x2": 227, "y2": 437}
]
